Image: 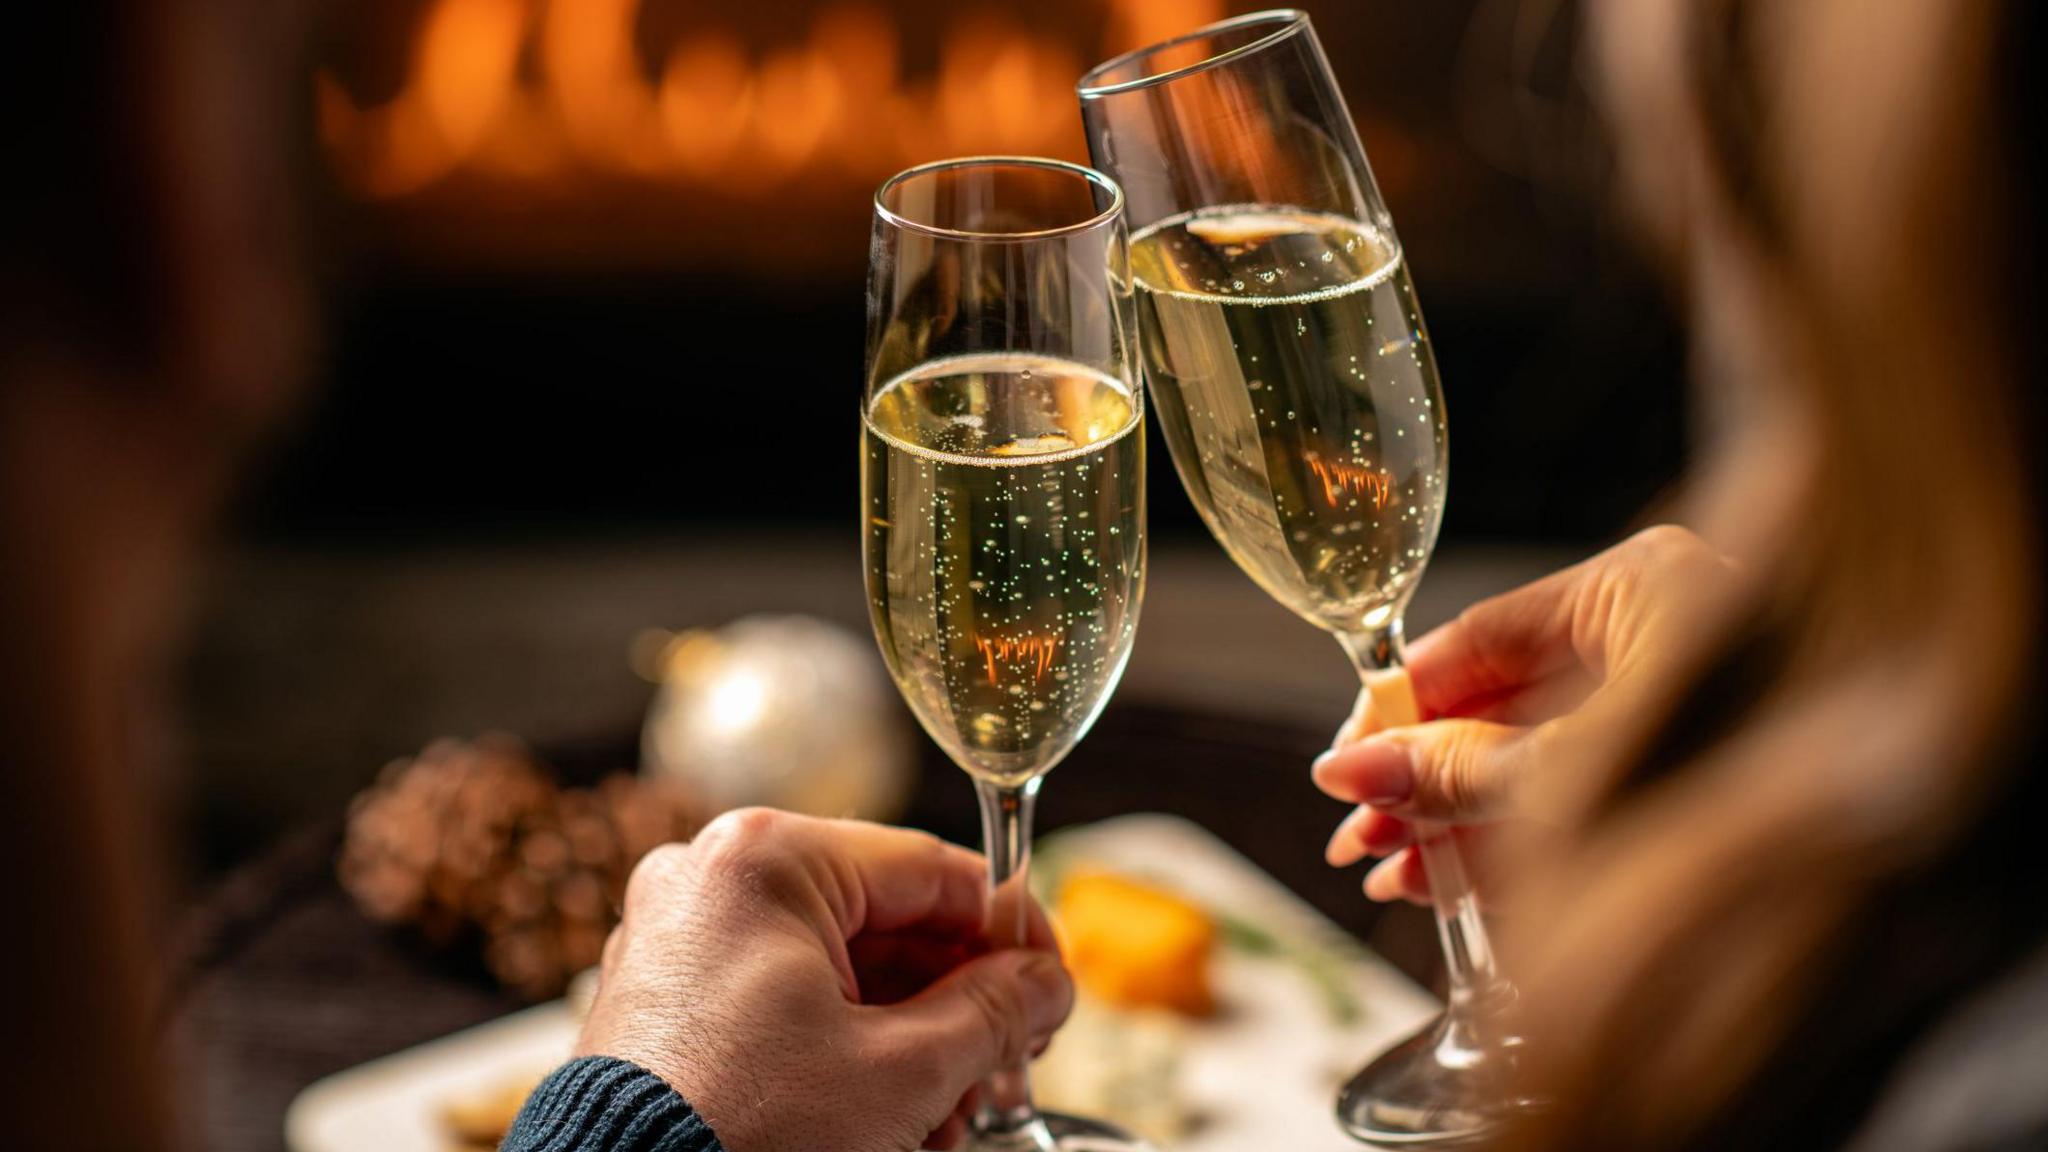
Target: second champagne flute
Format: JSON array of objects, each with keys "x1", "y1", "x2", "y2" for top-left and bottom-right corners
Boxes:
[
  {"x1": 1080, "y1": 12, "x2": 1540, "y2": 1146},
  {"x1": 862, "y1": 157, "x2": 1154, "y2": 1152}
]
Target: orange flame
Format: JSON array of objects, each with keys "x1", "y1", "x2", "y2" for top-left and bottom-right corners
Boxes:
[
  {"x1": 316, "y1": 0, "x2": 1223, "y2": 199},
  {"x1": 975, "y1": 634, "x2": 1060, "y2": 686},
  {"x1": 315, "y1": 0, "x2": 527, "y2": 198},
  {"x1": 1307, "y1": 458, "x2": 1394, "y2": 509}
]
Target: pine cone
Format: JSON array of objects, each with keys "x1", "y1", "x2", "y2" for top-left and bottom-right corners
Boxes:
[{"x1": 339, "y1": 734, "x2": 704, "y2": 1000}]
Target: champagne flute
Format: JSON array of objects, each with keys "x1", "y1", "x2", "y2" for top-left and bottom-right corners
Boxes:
[
  {"x1": 1079, "y1": 13, "x2": 1537, "y2": 1145},
  {"x1": 862, "y1": 157, "x2": 1154, "y2": 1152}
]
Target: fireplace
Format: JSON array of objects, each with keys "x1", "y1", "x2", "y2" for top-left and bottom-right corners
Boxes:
[
  {"x1": 262, "y1": 1, "x2": 1683, "y2": 547},
  {"x1": 313, "y1": 0, "x2": 1237, "y2": 275}
]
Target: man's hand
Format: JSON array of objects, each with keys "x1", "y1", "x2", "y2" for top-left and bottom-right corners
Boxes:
[{"x1": 577, "y1": 809, "x2": 1071, "y2": 1152}]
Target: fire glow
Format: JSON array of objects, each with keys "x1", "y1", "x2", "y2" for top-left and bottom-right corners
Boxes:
[
  {"x1": 975, "y1": 634, "x2": 1059, "y2": 686},
  {"x1": 316, "y1": 0, "x2": 1223, "y2": 199},
  {"x1": 1307, "y1": 458, "x2": 1394, "y2": 509}
]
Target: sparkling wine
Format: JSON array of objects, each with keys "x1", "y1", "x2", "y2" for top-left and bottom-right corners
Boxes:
[
  {"x1": 1131, "y1": 208, "x2": 1447, "y2": 633},
  {"x1": 863, "y1": 352, "x2": 1145, "y2": 784}
]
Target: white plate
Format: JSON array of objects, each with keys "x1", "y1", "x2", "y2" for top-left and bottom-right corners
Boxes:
[
  {"x1": 285, "y1": 814, "x2": 1436, "y2": 1152},
  {"x1": 1034, "y1": 815, "x2": 1438, "y2": 1151},
  {"x1": 286, "y1": 998, "x2": 572, "y2": 1152}
]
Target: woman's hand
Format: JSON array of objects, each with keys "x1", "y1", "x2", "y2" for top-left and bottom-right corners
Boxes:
[
  {"x1": 577, "y1": 808, "x2": 1072, "y2": 1152},
  {"x1": 1314, "y1": 525, "x2": 1743, "y2": 903}
]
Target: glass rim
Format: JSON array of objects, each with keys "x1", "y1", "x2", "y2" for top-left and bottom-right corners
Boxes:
[
  {"x1": 873, "y1": 156, "x2": 1126, "y2": 243},
  {"x1": 1076, "y1": 9, "x2": 1311, "y2": 99}
]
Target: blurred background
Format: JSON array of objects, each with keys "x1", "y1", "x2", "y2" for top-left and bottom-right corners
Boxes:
[
  {"x1": 191, "y1": 0, "x2": 1682, "y2": 870},
  {"x1": 133, "y1": 3, "x2": 1690, "y2": 1147},
  {"x1": 9, "y1": 0, "x2": 2030, "y2": 1148}
]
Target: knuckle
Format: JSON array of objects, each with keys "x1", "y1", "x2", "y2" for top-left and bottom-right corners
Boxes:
[
  {"x1": 1630, "y1": 523, "x2": 1720, "y2": 577},
  {"x1": 1436, "y1": 747, "x2": 1483, "y2": 815},
  {"x1": 692, "y1": 808, "x2": 791, "y2": 867},
  {"x1": 699, "y1": 806, "x2": 788, "y2": 852},
  {"x1": 1630, "y1": 522, "x2": 1696, "y2": 553},
  {"x1": 871, "y1": 821, "x2": 944, "y2": 858},
  {"x1": 1590, "y1": 526, "x2": 1739, "y2": 654},
  {"x1": 1431, "y1": 726, "x2": 1500, "y2": 814},
  {"x1": 685, "y1": 808, "x2": 809, "y2": 899},
  {"x1": 901, "y1": 833, "x2": 954, "y2": 881},
  {"x1": 623, "y1": 841, "x2": 691, "y2": 906}
]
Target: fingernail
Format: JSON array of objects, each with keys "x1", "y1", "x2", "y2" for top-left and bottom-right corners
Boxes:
[
  {"x1": 1309, "y1": 746, "x2": 1359, "y2": 796},
  {"x1": 1349, "y1": 741, "x2": 1415, "y2": 806},
  {"x1": 1017, "y1": 953, "x2": 1072, "y2": 1034},
  {"x1": 1326, "y1": 808, "x2": 1368, "y2": 866},
  {"x1": 1364, "y1": 854, "x2": 1404, "y2": 902}
]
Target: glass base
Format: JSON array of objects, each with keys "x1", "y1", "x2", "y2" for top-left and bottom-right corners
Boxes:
[
  {"x1": 941, "y1": 1111, "x2": 1157, "y2": 1152},
  {"x1": 1336, "y1": 1009, "x2": 1544, "y2": 1147}
]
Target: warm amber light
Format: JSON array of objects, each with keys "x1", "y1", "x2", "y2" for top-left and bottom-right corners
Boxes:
[
  {"x1": 975, "y1": 634, "x2": 1060, "y2": 685},
  {"x1": 317, "y1": 0, "x2": 1223, "y2": 199},
  {"x1": 1307, "y1": 457, "x2": 1394, "y2": 509},
  {"x1": 313, "y1": 0, "x2": 525, "y2": 198}
]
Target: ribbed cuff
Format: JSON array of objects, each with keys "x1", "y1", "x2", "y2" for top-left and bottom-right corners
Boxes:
[{"x1": 502, "y1": 1055, "x2": 723, "y2": 1152}]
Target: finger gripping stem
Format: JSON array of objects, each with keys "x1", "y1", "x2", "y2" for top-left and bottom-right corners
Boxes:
[{"x1": 1359, "y1": 663, "x2": 1500, "y2": 1000}]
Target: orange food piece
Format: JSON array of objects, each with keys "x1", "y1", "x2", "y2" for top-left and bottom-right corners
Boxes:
[{"x1": 1055, "y1": 870, "x2": 1217, "y2": 1017}]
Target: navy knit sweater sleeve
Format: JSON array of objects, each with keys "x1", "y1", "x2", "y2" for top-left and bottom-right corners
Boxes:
[{"x1": 500, "y1": 1055, "x2": 724, "y2": 1152}]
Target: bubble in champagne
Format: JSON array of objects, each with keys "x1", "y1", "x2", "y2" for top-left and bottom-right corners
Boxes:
[
  {"x1": 863, "y1": 353, "x2": 1144, "y2": 785},
  {"x1": 1129, "y1": 207, "x2": 1447, "y2": 635}
]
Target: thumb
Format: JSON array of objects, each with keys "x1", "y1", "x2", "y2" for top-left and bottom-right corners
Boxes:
[
  {"x1": 1313, "y1": 718, "x2": 1535, "y2": 822},
  {"x1": 872, "y1": 949, "x2": 1073, "y2": 1101}
]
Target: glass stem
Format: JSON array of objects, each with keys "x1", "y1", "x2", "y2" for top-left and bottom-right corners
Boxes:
[
  {"x1": 971, "y1": 776, "x2": 1056, "y2": 1150},
  {"x1": 1338, "y1": 620, "x2": 1502, "y2": 1007}
]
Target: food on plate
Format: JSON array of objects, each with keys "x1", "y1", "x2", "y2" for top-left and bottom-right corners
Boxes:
[
  {"x1": 439, "y1": 1068, "x2": 544, "y2": 1150},
  {"x1": 1032, "y1": 998, "x2": 1192, "y2": 1145},
  {"x1": 1054, "y1": 869, "x2": 1218, "y2": 1017}
]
